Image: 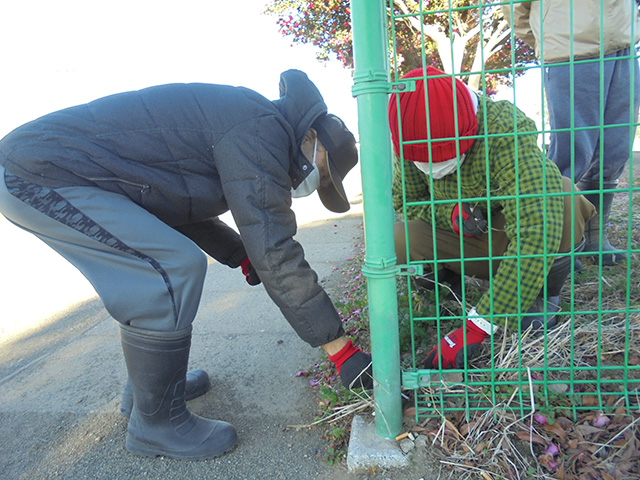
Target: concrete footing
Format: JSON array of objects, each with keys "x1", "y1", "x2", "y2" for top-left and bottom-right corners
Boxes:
[{"x1": 346, "y1": 415, "x2": 409, "y2": 473}]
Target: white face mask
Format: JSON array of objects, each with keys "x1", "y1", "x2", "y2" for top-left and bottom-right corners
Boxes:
[
  {"x1": 414, "y1": 154, "x2": 466, "y2": 179},
  {"x1": 291, "y1": 137, "x2": 321, "y2": 198}
]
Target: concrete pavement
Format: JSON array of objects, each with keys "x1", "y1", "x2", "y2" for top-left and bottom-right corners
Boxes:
[{"x1": 0, "y1": 189, "x2": 424, "y2": 480}]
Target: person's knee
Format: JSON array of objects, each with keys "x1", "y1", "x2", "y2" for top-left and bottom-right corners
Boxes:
[
  {"x1": 560, "y1": 177, "x2": 597, "y2": 251},
  {"x1": 394, "y1": 223, "x2": 408, "y2": 264},
  {"x1": 180, "y1": 245, "x2": 208, "y2": 280},
  {"x1": 116, "y1": 245, "x2": 207, "y2": 331}
]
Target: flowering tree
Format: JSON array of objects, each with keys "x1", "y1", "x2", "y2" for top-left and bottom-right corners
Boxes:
[{"x1": 264, "y1": 0, "x2": 536, "y2": 94}]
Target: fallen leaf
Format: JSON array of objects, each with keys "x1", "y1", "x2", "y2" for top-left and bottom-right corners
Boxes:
[
  {"x1": 620, "y1": 440, "x2": 640, "y2": 462},
  {"x1": 582, "y1": 395, "x2": 599, "y2": 407},
  {"x1": 617, "y1": 460, "x2": 637, "y2": 473},
  {"x1": 515, "y1": 430, "x2": 548, "y2": 445},
  {"x1": 584, "y1": 444, "x2": 599, "y2": 454},
  {"x1": 453, "y1": 409, "x2": 466, "y2": 423},
  {"x1": 403, "y1": 407, "x2": 416, "y2": 417},
  {"x1": 409, "y1": 426, "x2": 430, "y2": 435},
  {"x1": 575, "y1": 424, "x2": 604, "y2": 437},
  {"x1": 459, "y1": 421, "x2": 476, "y2": 436},
  {"x1": 552, "y1": 461, "x2": 565, "y2": 480},
  {"x1": 474, "y1": 441, "x2": 487, "y2": 454},
  {"x1": 614, "y1": 437, "x2": 628, "y2": 448},
  {"x1": 556, "y1": 416, "x2": 574, "y2": 429},
  {"x1": 567, "y1": 452, "x2": 590, "y2": 472},
  {"x1": 443, "y1": 418, "x2": 463, "y2": 439},
  {"x1": 579, "y1": 467, "x2": 599, "y2": 478},
  {"x1": 543, "y1": 421, "x2": 567, "y2": 439},
  {"x1": 539, "y1": 453, "x2": 559, "y2": 471}
]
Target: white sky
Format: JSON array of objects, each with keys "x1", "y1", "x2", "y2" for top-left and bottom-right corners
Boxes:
[
  {"x1": 0, "y1": 0, "x2": 550, "y2": 142},
  {"x1": 0, "y1": 0, "x2": 364, "y2": 328},
  {"x1": 0, "y1": 0, "x2": 358, "y2": 137}
]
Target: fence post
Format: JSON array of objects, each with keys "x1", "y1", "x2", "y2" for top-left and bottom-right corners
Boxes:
[{"x1": 350, "y1": 0, "x2": 402, "y2": 439}]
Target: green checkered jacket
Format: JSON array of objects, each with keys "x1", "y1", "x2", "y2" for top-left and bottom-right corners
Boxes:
[{"x1": 392, "y1": 96, "x2": 564, "y2": 330}]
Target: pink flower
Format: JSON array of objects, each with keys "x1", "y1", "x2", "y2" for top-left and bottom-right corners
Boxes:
[
  {"x1": 593, "y1": 412, "x2": 611, "y2": 427},
  {"x1": 534, "y1": 413, "x2": 548, "y2": 425},
  {"x1": 543, "y1": 442, "x2": 559, "y2": 456}
]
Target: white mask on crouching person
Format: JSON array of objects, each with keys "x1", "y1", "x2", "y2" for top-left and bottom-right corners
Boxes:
[
  {"x1": 291, "y1": 137, "x2": 321, "y2": 197},
  {"x1": 414, "y1": 153, "x2": 467, "y2": 179}
]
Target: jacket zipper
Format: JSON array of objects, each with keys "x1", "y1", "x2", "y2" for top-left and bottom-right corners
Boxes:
[{"x1": 75, "y1": 173, "x2": 150, "y2": 194}]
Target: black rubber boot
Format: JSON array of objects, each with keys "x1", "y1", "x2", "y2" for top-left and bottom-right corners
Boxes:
[
  {"x1": 120, "y1": 325, "x2": 237, "y2": 460},
  {"x1": 120, "y1": 369, "x2": 211, "y2": 419},
  {"x1": 522, "y1": 238, "x2": 585, "y2": 332},
  {"x1": 577, "y1": 179, "x2": 626, "y2": 265}
]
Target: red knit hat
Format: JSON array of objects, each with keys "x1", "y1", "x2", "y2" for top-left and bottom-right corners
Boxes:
[{"x1": 388, "y1": 67, "x2": 478, "y2": 163}]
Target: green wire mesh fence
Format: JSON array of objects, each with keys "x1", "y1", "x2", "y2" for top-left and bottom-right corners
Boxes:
[{"x1": 353, "y1": 0, "x2": 639, "y2": 430}]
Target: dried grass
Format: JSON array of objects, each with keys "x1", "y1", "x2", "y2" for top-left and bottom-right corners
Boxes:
[
  {"x1": 480, "y1": 312, "x2": 640, "y2": 377},
  {"x1": 408, "y1": 167, "x2": 640, "y2": 479},
  {"x1": 287, "y1": 389, "x2": 374, "y2": 430},
  {"x1": 414, "y1": 379, "x2": 640, "y2": 480}
]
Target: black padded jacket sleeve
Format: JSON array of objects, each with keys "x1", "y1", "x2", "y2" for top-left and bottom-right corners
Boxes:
[{"x1": 174, "y1": 217, "x2": 246, "y2": 268}]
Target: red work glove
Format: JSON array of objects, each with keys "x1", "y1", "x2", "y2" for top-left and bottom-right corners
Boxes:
[
  {"x1": 452, "y1": 203, "x2": 487, "y2": 237},
  {"x1": 423, "y1": 319, "x2": 489, "y2": 369},
  {"x1": 328, "y1": 339, "x2": 373, "y2": 390},
  {"x1": 240, "y1": 256, "x2": 261, "y2": 286}
]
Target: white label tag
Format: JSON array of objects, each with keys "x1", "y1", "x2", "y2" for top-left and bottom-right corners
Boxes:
[{"x1": 468, "y1": 307, "x2": 499, "y2": 335}]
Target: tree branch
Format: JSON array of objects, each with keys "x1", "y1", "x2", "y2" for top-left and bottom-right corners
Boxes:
[{"x1": 393, "y1": 0, "x2": 424, "y2": 33}]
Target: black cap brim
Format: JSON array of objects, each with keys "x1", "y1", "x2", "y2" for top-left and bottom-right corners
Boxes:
[
  {"x1": 318, "y1": 156, "x2": 350, "y2": 213},
  {"x1": 313, "y1": 114, "x2": 358, "y2": 213}
]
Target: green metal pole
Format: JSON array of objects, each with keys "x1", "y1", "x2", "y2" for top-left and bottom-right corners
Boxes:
[{"x1": 350, "y1": 0, "x2": 402, "y2": 439}]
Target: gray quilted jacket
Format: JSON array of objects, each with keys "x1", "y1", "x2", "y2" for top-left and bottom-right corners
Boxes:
[{"x1": 0, "y1": 70, "x2": 344, "y2": 346}]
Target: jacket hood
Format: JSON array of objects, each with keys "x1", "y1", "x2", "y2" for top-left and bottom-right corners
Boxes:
[{"x1": 271, "y1": 69, "x2": 328, "y2": 188}]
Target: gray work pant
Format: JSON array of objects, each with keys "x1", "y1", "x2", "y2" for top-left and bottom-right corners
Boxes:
[
  {"x1": 545, "y1": 47, "x2": 640, "y2": 184},
  {"x1": 0, "y1": 166, "x2": 207, "y2": 332}
]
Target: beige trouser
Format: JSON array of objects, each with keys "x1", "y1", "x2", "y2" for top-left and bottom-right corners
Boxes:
[{"x1": 394, "y1": 177, "x2": 597, "y2": 279}]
